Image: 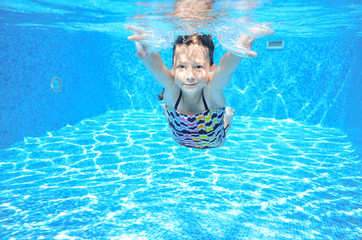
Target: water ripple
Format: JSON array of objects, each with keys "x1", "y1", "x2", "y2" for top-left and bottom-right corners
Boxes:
[{"x1": 0, "y1": 110, "x2": 360, "y2": 239}]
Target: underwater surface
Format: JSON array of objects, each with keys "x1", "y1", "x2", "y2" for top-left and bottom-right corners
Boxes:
[{"x1": 0, "y1": 111, "x2": 361, "y2": 239}]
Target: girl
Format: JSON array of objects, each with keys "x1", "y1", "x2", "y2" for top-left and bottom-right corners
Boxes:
[{"x1": 126, "y1": 26, "x2": 273, "y2": 149}]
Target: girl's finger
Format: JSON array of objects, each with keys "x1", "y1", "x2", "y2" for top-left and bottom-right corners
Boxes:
[
  {"x1": 245, "y1": 50, "x2": 257, "y2": 58},
  {"x1": 125, "y1": 26, "x2": 145, "y2": 34},
  {"x1": 263, "y1": 28, "x2": 275, "y2": 36},
  {"x1": 128, "y1": 35, "x2": 145, "y2": 41},
  {"x1": 136, "y1": 51, "x2": 146, "y2": 59}
]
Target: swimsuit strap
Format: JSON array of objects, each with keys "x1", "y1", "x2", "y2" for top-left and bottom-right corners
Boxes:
[
  {"x1": 174, "y1": 91, "x2": 182, "y2": 110},
  {"x1": 202, "y1": 90, "x2": 209, "y2": 111},
  {"x1": 174, "y1": 90, "x2": 209, "y2": 111}
]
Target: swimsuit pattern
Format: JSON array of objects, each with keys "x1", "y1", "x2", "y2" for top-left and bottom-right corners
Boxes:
[{"x1": 165, "y1": 91, "x2": 226, "y2": 149}]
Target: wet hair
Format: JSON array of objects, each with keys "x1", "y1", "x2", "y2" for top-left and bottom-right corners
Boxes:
[
  {"x1": 172, "y1": 33, "x2": 215, "y2": 66},
  {"x1": 158, "y1": 33, "x2": 215, "y2": 101}
]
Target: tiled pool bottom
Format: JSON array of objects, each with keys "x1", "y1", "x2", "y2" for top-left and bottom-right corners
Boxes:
[{"x1": 0, "y1": 110, "x2": 361, "y2": 240}]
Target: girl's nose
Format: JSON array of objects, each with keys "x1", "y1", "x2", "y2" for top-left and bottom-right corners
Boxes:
[
  {"x1": 185, "y1": 69, "x2": 195, "y2": 82},
  {"x1": 186, "y1": 77, "x2": 195, "y2": 82}
]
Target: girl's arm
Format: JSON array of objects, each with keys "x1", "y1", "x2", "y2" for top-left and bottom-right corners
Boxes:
[
  {"x1": 140, "y1": 52, "x2": 174, "y2": 87},
  {"x1": 209, "y1": 51, "x2": 243, "y2": 90},
  {"x1": 126, "y1": 27, "x2": 173, "y2": 87},
  {"x1": 209, "y1": 23, "x2": 274, "y2": 90}
]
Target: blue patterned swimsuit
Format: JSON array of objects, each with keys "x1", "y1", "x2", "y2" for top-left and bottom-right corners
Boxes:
[{"x1": 165, "y1": 91, "x2": 229, "y2": 149}]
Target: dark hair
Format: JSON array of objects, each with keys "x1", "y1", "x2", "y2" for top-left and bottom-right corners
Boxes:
[
  {"x1": 172, "y1": 33, "x2": 215, "y2": 66},
  {"x1": 158, "y1": 33, "x2": 215, "y2": 101}
]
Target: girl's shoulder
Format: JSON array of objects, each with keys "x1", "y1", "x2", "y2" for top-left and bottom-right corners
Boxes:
[
  {"x1": 163, "y1": 83, "x2": 180, "y2": 108},
  {"x1": 203, "y1": 84, "x2": 226, "y2": 109}
]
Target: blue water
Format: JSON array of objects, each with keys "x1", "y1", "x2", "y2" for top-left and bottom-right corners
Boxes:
[
  {"x1": 1, "y1": 0, "x2": 362, "y2": 239},
  {"x1": 1, "y1": 111, "x2": 360, "y2": 239}
]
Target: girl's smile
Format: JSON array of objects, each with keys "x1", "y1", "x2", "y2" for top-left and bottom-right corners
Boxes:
[{"x1": 184, "y1": 83, "x2": 198, "y2": 87}]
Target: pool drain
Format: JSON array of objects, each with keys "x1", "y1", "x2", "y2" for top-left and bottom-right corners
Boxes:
[
  {"x1": 51, "y1": 76, "x2": 62, "y2": 92},
  {"x1": 267, "y1": 40, "x2": 284, "y2": 50}
]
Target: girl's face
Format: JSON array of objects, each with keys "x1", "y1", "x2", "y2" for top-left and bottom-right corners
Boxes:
[{"x1": 173, "y1": 44, "x2": 214, "y2": 94}]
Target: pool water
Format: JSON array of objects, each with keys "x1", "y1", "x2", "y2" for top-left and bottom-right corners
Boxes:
[
  {"x1": 1, "y1": 110, "x2": 360, "y2": 239},
  {"x1": 1, "y1": 0, "x2": 361, "y2": 239}
]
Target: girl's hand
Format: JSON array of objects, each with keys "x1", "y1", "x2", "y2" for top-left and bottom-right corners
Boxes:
[
  {"x1": 125, "y1": 26, "x2": 150, "y2": 59},
  {"x1": 236, "y1": 23, "x2": 275, "y2": 57}
]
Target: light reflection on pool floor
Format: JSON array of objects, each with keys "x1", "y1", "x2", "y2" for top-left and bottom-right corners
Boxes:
[{"x1": 0, "y1": 110, "x2": 361, "y2": 239}]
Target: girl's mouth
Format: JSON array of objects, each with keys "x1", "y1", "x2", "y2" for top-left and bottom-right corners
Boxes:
[{"x1": 185, "y1": 83, "x2": 197, "y2": 87}]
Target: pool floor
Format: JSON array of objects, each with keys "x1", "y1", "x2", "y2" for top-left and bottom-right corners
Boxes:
[{"x1": 0, "y1": 110, "x2": 361, "y2": 239}]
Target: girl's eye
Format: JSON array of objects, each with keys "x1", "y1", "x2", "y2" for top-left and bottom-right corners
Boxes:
[
  {"x1": 178, "y1": 65, "x2": 185, "y2": 69},
  {"x1": 195, "y1": 65, "x2": 203, "y2": 69}
]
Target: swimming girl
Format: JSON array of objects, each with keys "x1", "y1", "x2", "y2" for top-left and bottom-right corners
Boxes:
[{"x1": 126, "y1": 26, "x2": 273, "y2": 149}]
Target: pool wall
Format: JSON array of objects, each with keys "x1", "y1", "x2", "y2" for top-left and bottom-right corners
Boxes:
[{"x1": 1, "y1": 27, "x2": 361, "y2": 152}]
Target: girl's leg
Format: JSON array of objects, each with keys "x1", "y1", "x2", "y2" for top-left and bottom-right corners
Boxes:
[
  {"x1": 218, "y1": 107, "x2": 235, "y2": 148},
  {"x1": 224, "y1": 106, "x2": 235, "y2": 135}
]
